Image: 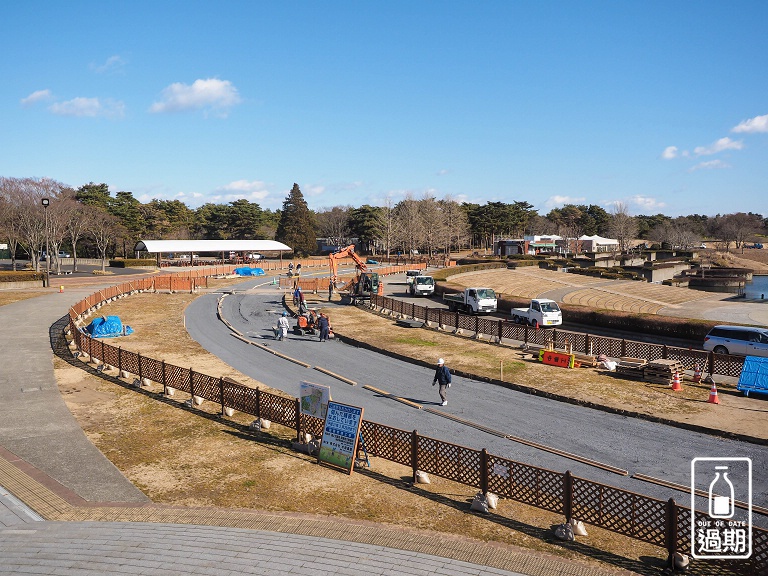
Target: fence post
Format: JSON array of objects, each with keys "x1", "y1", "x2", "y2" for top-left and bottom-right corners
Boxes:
[
  {"x1": 621, "y1": 339, "x2": 627, "y2": 357},
  {"x1": 295, "y1": 398, "x2": 301, "y2": 442},
  {"x1": 524, "y1": 325, "x2": 529, "y2": 345},
  {"x1": 118, "y1": 347, "x2": 122, "y2": 373},
  {"x1": 137, "y1": 353, "x2": 143, "y2": 382},
  {"x1": 707, "y1": 351, "x2": 715, "y2": 377},
  {"x1": 585, "y1": 333, "x2": 592, "y2": 356},
  {"x1": 662, "y1": 344, "x2": 668, "y2": 360},
  {"x1": 100, "y1": 339, "x2": 105, "y2": 366},
  {"x1": 189, "y1": 368, "x2": 195, "y2": 400},
  {"x1": 219, "y1": 377, "x2": 225, "y2": 415},
  {"x1": 564, "y1": 470, "x2": 573, "y2": 522},
  {"x1": 161, "y1": 360, "x2": 166, "y2": 395},
  {"x1": 665, "y1": 498, "x2": 678, "y2": 568},
  {"x1": 480, "y1": 449, "x2": 489, "y2": 495},
  {"x1": 411, "y1": 430, "x2": 419, "y2": 484},
  {"x1": 498, "y1": 319, "x2": 503, "y2": 343}
]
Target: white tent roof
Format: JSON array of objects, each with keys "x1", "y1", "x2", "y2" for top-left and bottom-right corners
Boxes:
[
  {"x1": 578, "y1": 235, "x2": 618, "y2": 244},
  {"x1": 134, "y1": 239, "x2": 292, "y2": 253}
]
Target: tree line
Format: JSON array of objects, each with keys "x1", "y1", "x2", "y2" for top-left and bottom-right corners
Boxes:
[{"x1": 1, "y1": 177, "x2": 766, "y2": 268}]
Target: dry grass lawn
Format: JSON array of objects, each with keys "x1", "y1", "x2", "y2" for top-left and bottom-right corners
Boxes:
[{"x1": 0, "y1": 289, "x2": 46, "y2": 307}]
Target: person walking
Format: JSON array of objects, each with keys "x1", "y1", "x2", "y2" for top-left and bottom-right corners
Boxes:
[
  {"x1": 293, "y1": 286, "x2": 301, "y2": 306},
  {"x1": 318, "y1": 312, "x2": 330, "y2": 342},
  {"x1": 432, "y1": 358, "x2": 451, "y2": 406},
  {"x1": 328, "y1": 281, "x2": 334, "y2": 302},
  {"x1": 277, "y1": 311, "x2": 290, "y2": 341}
]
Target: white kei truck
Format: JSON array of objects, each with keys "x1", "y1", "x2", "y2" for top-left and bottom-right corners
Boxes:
[{"x1": 510, "y1": 298, "x2": 562, "y2": 327}]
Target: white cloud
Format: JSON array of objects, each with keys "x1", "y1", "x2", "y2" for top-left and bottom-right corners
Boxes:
[
  {"x1": 437, "y1": 168, "x2": 450, "y2": 176},
  {"x1": 693, "y1": 137, "x2": 743, "y2": 156},
  {"x1": 627, "y1": 195, "x2": 666, "y2": 210},
  {"x1": 48, "y1": 97, "x2": 125, "y2": 118},
  {"x1": 149, "y1": 78, "x2": 242, "y2": 116},
  {"x1": 544, "y1": 195, "x2": 586, "y2": 209},
  {"x1": 732, "y1": 114, "x2": 768, "y2": 133},
  {"x1": 21, "y1": 89, "x2": 53, "y2": 106},
  {"x1": 215, "y1": 179, "x2": 270, "y2": 201},
  {"x1": 91, "y1": 55, "x2": 126, "y2": 74},
  {"x1": 689, "y1": 159, "x2": 730, "y2": 172},
  {"x1": 661, "y1": 146, "x2": 678, "y2": 160}
]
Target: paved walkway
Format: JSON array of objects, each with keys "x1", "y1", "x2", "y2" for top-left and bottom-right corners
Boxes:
[{"x1": 0, "y1": 287, "x2": 628, "y2": 576}]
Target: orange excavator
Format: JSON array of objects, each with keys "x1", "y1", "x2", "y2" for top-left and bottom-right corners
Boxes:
[{"x1": 329, "y1": 244, "x2": 379, "y2": 302}]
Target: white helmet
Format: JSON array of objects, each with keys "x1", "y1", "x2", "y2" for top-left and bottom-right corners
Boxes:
[{"x1": 438, "y1": 358, "x2": 444, "y2": 365}]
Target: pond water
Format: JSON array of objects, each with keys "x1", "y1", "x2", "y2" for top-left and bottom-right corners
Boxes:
[{"x1": 744, "y1": 274, "x2": 768, "y2": 300}]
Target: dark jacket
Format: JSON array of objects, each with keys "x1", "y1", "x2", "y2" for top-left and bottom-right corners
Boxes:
[{"x1": 433, "y1": 365, "x2": 451, "y2": 386}]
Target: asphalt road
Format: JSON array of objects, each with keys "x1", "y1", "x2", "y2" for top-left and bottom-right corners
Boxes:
[{"x1": 185, "y1": 278, "x2": 768, "y2": 523}]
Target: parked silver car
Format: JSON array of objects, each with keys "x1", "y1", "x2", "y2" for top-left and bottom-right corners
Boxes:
[{"x1": 703, "y1": 325, "x2": 768, "y2": 357}]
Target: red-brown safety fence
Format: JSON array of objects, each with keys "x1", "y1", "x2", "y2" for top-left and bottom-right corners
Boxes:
[
  {"x1": 371, "y1": 294, "x2": 746, "y2": 378},
  {"x1": 65, "y1": 271, "x2": 766, "y2": 575},
  {"x1": 278, "y1": 263, "x2": 427, "y2": 291}
]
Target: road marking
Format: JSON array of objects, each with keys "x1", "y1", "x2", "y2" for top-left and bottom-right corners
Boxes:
[
  {"x1": 313, "y1": 366, "x2": 357, "y2": 386},
  {"x1": 230, "y1": 333, "x2": 312, "y2": 368},
  {"x1": 362, "y1": 385, "x2": 423, "y2": 409}
]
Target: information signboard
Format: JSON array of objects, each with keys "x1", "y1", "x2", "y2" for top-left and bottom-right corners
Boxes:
[
  {"x1": 317, "y1": 401, "x2": 364, "y2": 475},
  {"x1": 299, "y1": 381, "x2": 331, "y2": 419}
]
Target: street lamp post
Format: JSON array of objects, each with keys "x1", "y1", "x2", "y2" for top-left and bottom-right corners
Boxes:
[{"x1": 41, "y1": 198, "x2": 50, "y2": 287}]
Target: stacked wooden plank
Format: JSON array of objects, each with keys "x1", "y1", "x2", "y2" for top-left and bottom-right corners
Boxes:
[
  {"x1": 616, "y1": 357, "x2": 647, "y2": 379},
  {"x1": 643, "y1": 359, "x2": 684, "y2": 384}
]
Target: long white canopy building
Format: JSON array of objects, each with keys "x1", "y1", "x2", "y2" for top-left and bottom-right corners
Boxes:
[{"x1": 134, "y1": 239, "x2": 292, "y2": 259}]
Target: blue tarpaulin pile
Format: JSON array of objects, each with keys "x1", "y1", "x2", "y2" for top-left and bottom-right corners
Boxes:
[
  {"x1": 233, "y1": 267, "x2": 266, "y2": 276},
  {"x1": 86, "y1": 315, "x2": 134, "y2": 338},
  {"x1": 737, "y1": 356, "x2": 768, "y2": 398}
]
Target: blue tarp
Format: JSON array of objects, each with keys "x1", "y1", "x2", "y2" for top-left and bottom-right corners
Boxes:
[
  {"x1": 737, "y1": 356, "x2": 768, "y2": 397},
  {"x1": 86, "y1": 315, "x2": 134, "y2": 338},
  {"x1": 233, "y1": 267, "x2": 266, "y2": 276}
]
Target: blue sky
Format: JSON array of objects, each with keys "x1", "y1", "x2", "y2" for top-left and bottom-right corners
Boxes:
[{"x1": 3, "y1": 1, "x2": 767, "y2": 217}]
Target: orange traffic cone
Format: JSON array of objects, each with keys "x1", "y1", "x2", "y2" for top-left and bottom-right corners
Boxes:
[
  {"x1": 707, "y1": 382, "x2": 720, "y2": 404},
  {"x1": 671, "y1": 371, "x2": 683, "y2": 391},
  {"x1": 692, "y1": 363, "x2": 702, "y2": 383}
]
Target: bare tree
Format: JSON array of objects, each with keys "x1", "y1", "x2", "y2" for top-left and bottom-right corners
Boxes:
[
  {"x1": 315, "y1": 206, "x2": 352, "y2": 248},
  {"x1": 0, "y1": 178, "x2": 27, "y2": 270},
  {"x1": 393, "y1": 194, "x2": 423, "y2": 255},
  {"x1": 64, "y1": 194, "x2": 89, "y2": 272},
  {"x1": 439, "y1": 196, "x2": 470, "y2": 256},
  {"x1": 380, "y1": 196, "x2": 399, "y2": 257},
  {"x1": 608, "y1": 202, "x2": 638, "y2": 253},
  {"x1": 86, "y1": 206, "x2": 124, "y2": 272},
  {"x1": 6, "y1": 178, "x2": 67, "y2": 272},
  {"x1": 418, "y1": 195, "x2": 443, "y2": 257}
]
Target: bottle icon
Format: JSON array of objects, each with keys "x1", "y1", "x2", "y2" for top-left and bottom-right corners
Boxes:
[{"x1": 709, "y1": 466, "x2": 734, "y2": 518}]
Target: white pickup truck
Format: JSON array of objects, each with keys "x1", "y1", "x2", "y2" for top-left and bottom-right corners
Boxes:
[
  {"x1": 409, "y1": 275, "x2": 435, "y2": 296},
  {"x1": 443, "y1": 287, "x2": 497, "y2": 314},
  {"x1": 511, "y1": 298, "x2": 562, "y2": 327}
]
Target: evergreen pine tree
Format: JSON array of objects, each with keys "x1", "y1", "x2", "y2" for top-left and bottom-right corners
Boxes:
[{"x1": 275, "y1": 183, "x2": 317, "y2": 256}]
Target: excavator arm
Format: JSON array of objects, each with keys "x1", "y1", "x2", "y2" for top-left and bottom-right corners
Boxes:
[{"x1": 329, "y1": 244, "x2": 368, "y2": 287}]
